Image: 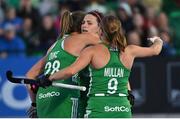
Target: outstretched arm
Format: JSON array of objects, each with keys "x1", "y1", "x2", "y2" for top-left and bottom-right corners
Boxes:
[
  {"x1": 127, "y1": 36, "x2": 163, "y2": 58},
  {"x1": 49, "y1": 46, "x2": 94, "y2": 81}
]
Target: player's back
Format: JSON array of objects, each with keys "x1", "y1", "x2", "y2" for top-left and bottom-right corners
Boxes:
[{"x1": 87, "y1": 43, "x2": 130, "y2": 97}]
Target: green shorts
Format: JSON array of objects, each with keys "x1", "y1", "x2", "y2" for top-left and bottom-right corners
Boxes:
[
  {"x1": 84, "y1": 96, "x2": 132, "y2": 118},
  {"x1": 36, "y1": 87, "x2": 79, "y2": 118}
]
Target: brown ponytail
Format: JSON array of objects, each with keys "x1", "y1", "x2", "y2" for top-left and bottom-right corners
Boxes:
[
  {"x1": 59, "y1": 10, "x2": 85, "y2": 39},
  {"x1": 59, "y1": 11, "x2": 73, "y2": 38},
  {"x1": 102, "y1": 15, "x2": 127, "y2": 51}
]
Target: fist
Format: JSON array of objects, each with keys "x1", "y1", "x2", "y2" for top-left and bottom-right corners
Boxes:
[{"x1": 36, "y1": 74, "x2": 52, "y2": 88}]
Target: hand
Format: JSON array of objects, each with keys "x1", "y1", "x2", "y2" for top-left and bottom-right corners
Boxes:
[
  {"x1": 127, "y1": 90, "x2": 135, "y2": 107},
  {"x1": 36, "y1": 74, "x2": 52, "y2": 88},
  {"x1": 27, "y1": 103, "x2": 38, "y2": 118}
]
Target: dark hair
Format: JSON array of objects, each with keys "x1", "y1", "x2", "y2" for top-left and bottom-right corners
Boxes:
[
  {"x1": 102, "y1": 15, "x2": 127, "y2": 51},
  {"x1": 87, "y1": 10, "x2": 104, "y2": 25},
  {"x1": 59, "y1": 10, "x2": 85, "y2": 38}
]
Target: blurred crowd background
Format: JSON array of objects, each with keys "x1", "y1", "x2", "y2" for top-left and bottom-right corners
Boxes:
[{"x1": 0, "y1": 0, "x2": 180, "y2": 58}]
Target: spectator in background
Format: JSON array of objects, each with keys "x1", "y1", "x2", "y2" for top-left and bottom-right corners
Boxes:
[
  {"x1": 143, "y1": 7, "x2": 156, "y2": 33},
  {"x1": 154, "y1": 11, "x2": 176, "y2": 56},
  {"x1": 142, "y1": 0, "x2": 162, "y2": 14},
  {"x1": 116, "y1": 2, "x2": 134, "y2": 34},
  {"x1": 155, "y1": 12, "x2": 170, "y2": 33},
  {"x1": 84, "y1": 0, "x2": 108, "y2": 14},
  {"x1": 0, "y1": 0, "x2": 7, "y2": 10},
  {"x1": 143, "y1": 6, "x2": 159, "y2": 42},
  {"x1": 64, "y1": 0, "x2": 87, "y2": 11},
  {"x1": 38, "y1": 0, "x2": 58, "y2": 16},
  {"x1": 54, "y1": 4, "x2": 71, "y2": 34},
  {"x1": 54, "y1": 10, "x2": 61, "y2": 34},
  {"x1": 147, "y1": 25, "x2": 159, "y2": 38},
  {"x1": 127, "y1": 30, "x2": 141, "y2": 46},
  {"x1": 125, "y1": 0, "x2": 146, "y2": 15},
  {"x1": 2, "y1": 7, "x2": 23, "y2": 32},
  {"x1": 0, "y1": 2, "x2": 4, "y2": 37},
  {"x1": 17, "y1": 0, "x2": 40, "y2": 30},
  {"x1": 18, "y1": 17, "x2": 39, "y2": 56},
  {"x1": 0, "y1": 25, "x2": 3, "y2": 37},
  {"x1": 0, "y1": 7, "x2": 4, "y2": 23},
  {"x1": 159, "y1": 30, "x2": 176, "y2": 56},
  {"x1": 132, "y1": 13, "x2": 146, "y2": 45},
  {"x1": 0, "y1": 23, "x2": 25, "y2": 58},
  {"x1": 37, "y1": 14, "x2": 57, "y2": 55}
]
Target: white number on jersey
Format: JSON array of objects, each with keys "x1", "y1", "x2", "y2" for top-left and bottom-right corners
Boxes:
[
  {"x1": 107, "y1": 78, "x2": 118, "y2": 94},
  {"x1": 44, "y1": 60, "x2": 60, "y2": 75}
]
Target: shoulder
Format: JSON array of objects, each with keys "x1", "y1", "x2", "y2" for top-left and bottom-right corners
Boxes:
[
  {"x1": 79, "y1": 45, "x2": 96, "y2": 57},
  {"x1": 125, "y1": 45, "x2": 139, "y2": 52}
]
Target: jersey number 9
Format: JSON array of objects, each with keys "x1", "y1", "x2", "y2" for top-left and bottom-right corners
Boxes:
[{"x1": 107, "y1": 78, "x2": 118, "y2": 94}]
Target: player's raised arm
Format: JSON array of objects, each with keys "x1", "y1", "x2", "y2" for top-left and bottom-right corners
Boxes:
[{"x1": 126, "y1": 36, "x2": 163, "y2": 58}]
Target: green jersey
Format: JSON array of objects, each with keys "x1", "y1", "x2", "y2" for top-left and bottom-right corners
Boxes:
[
  {"x1": 85, "y1": 45, "x2": 132, "y2": 118},
  {"x1": 36, "y1": 37, "x2": 79, "y2": 118},
  {"x1": 88, "y1": 46, "x2": 130, "y2": 96}
]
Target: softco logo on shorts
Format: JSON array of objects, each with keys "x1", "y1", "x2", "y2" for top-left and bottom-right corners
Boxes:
[
  {"x1": 38, "y1": 91, "x2": 60, "y2": 99},
  {"x1": 104, "y1": 106, "x2": 130, "y2": 112}
]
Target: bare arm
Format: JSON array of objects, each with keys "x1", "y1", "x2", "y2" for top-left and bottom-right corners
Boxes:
[
  {"x1": 127, "y1": 36, "x2": 163, "y2": 58},
  {"x1": 26, "y1": 56, "x2": 46, "y2": 102},
  {"x1": 49, "y1": 46, "x2": 94, "y2": 81},
  {"x1": 26, "y1": 57, "x2": 46, "y2": 79}
]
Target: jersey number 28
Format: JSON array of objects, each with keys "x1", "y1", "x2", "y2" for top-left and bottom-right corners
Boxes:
[{"x1": 44, "y1": 60, "x2": 60, "y2": 75}]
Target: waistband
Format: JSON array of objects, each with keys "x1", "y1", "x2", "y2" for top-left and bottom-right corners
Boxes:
[{"x1": 91, "y1": 93, "x2": 127, "y2": 97}]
